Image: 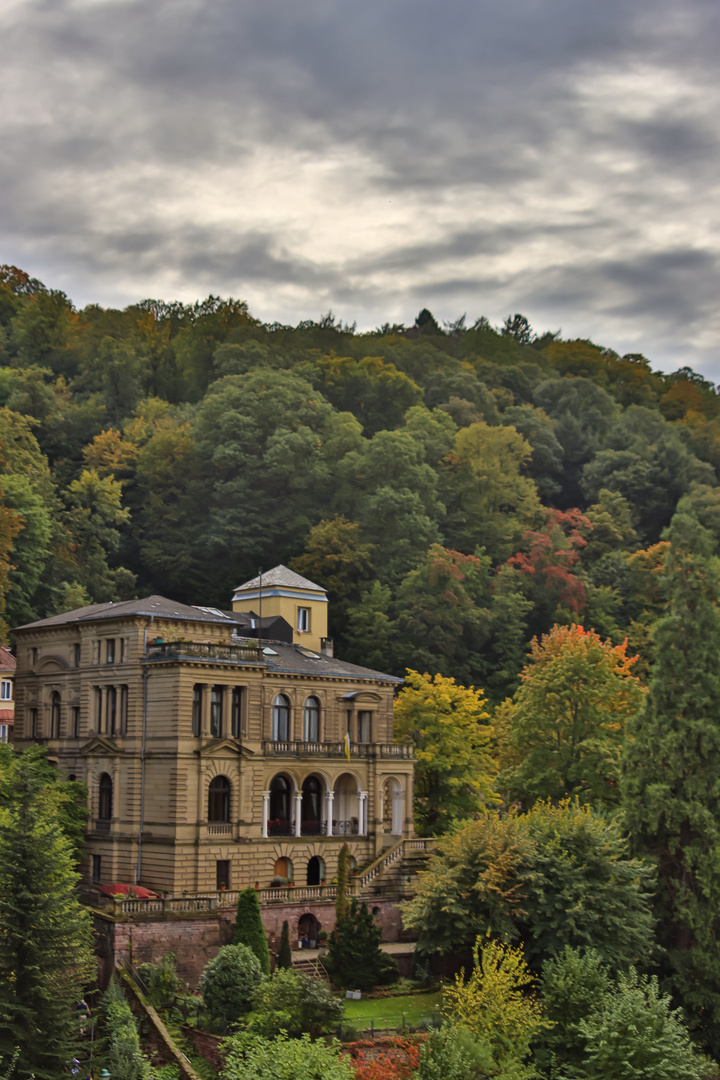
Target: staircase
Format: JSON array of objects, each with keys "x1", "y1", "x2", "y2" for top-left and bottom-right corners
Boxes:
[
  {"x1": 291, "y1": 951, "x2": 328, "y2": 979},
  {"x1": 357, "y1": 838, "x2": 435, "y2": 899}
]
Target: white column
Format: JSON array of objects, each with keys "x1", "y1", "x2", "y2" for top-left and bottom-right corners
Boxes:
[
  {"x1": 262, "y1": 790, "x2": 270, "y2": 838},
  {"x1": 326, "y1": 791, "x2": 335, "y2": 837},
  {"x1": 359, "y1": 791, "x2": 368, "y2": 836},
  {"x1": 294, "y1": 792, "x2": 302, "y2": 837}
]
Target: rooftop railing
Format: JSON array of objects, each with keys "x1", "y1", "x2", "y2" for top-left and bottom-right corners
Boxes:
[
  {"x1": 144, "y1": 640, "x2": 263, "y2": 664},
  {"x1": 262, "y1": 741, "x2": 414, "y2": 759}
]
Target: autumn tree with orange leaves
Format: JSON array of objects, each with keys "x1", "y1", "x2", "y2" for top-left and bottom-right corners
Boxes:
[{"x1": 497, "y1": 624, "x2": 644, "y2": 807}]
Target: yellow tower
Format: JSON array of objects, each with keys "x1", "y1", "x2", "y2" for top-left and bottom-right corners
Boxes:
[{"x1": 231, "y1": 565, "x2": 328, "y2": 652}]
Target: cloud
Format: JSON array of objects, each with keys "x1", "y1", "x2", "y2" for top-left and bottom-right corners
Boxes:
[{"x1": 1, "y1": 0, "x2": 720, "y2": 376}]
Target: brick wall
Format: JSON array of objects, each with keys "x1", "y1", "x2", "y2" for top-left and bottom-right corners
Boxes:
[{"x1": 99, "y1": 895, "x2": 410, "y2": 986}]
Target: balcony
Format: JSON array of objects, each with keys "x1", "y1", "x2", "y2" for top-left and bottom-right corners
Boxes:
[
  {"x1": 144, "y1": 640, "x2": 263, "y2": 665},
  {"x1": 262, "y1": 741, "x2": 414, "y2": 759}
]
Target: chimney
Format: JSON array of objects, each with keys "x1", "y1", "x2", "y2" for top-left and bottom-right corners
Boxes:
[{"x1": 320, "y1": 638, "x2": 334, "y2": 658}]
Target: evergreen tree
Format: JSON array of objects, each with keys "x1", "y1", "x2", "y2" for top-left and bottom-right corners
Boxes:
[
  {"x1": 335, "y1": 843, "x2": 351, "y2": 919},
  {"x1": 277, "y1": 920, "x2": 292, "y2": 970},
  {"x1": 623, "y1": 509, "x2": 720, "y2": 1054},
  {"x1": 0, "y1": 750, "x2": 95, "y2": 1078},
  {"x1": 323, "y1": 899, "x2": 397, "y2": 991},
  {"x1": 233, "y1": 887, "x2": 271, "y2": 976}
]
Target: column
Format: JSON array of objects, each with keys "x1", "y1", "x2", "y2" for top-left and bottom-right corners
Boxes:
[
  {"x1": 326, "y1": 790, "x2": 334, "y2": 837},
  {"x1": 294, "y1": 792, "x2": 302, "y2": 837},
  {"x1": 262, "y1": 791, "x2": 270, "y2": 838},
  {"x1": 359, "y1": 791, "x2": 368, "y2": 836},
  {"x1": 222, "y1": 686, "x2": 232, "y2": 740}
]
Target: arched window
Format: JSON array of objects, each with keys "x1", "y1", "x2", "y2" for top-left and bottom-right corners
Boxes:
[
  {"x1": 208, "y1": 776, "x2": 231, "y2": 822},
  {"x1": 306, "y1": 855, "x2": 325, "y2": 886},
  {"x1": 50, "y1": 692, "x2": 61, "y2": 739},
  {"x1": 98, "y1": 773, "x2": 113, "y2": 821},
  {"x1": 272, "y1": 694, "x2": 290, "y2": 742},
  {"x1": 301, "y1": 776, "x2": 324, "y2": 835},
  {"x1": 269, "y1": 775, "x2": 291, "y2": 834},
  {"x1": 303, "y1": 697, "x2": 320, "y2": 742},
  {"x1": 273, "y1": 857, "x2": 294, "y2": 884}
]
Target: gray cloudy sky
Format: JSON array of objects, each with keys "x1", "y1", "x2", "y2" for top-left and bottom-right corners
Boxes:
[{"x1": 2, "y1": 0, "x2": 719, "y2": 377}]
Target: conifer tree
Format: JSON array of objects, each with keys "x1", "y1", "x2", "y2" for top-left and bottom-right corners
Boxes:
[
  {"x1": 335, "y1": 842, "x2": 351, "y2": 919},
  {"x1": 277, "y1": 920, "x2": 292, "y2": 970},
  {"x1": 623, "y1": 509, "x2": 720, "y2": 1054},
  {"x1": 233, "y1": 886, "x2": 271, "y2": 976},
  {"x1": 0, "y1": 749, "x2": 95, "y2": 1078}
]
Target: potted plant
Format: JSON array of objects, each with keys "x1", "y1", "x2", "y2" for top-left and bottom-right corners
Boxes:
[{"x1": 317, "y1": 930, "x2": 328, "y2": 952}]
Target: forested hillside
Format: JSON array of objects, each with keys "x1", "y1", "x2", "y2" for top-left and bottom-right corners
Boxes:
[{"x1": 2, "y1": 263, "x2": 720, "y2": 698}]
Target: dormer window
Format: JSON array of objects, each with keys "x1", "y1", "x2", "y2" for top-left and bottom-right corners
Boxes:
[{"x1": 297, "y1": 607, "x2": 310, "y2": 633}]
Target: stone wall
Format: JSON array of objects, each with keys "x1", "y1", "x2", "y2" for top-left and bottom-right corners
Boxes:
[{"x1": 98, "y1": 895, "x2": 411, "y2": 986}]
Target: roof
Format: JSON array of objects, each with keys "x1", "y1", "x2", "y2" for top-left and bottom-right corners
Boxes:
[
  {"x1": 234, "y1": 565, "x2": 325, "y2": 595},
  {"x1": 15, "y1": 595, "x2": 241, "y2": 631},
  {"x1": 0, "y1": 646, "x2": 15, "y2": 673},
  {"x1": 260, "y1": 642, "x2": 402, "y2": 684}
]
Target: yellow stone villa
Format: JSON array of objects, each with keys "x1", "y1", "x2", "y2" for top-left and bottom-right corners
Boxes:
[{"x1": 12, "y1": 567, "x2": 415, "y2": 897}]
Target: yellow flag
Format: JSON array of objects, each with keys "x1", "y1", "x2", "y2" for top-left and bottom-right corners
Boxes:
[{"x1": 344, "y1": 731, "x2": 351, "y2": 761}]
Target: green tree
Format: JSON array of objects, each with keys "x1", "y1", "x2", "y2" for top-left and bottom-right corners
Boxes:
[
  {"x1": 404, "y1": 802, "x2": 655, "y2": 971},
  {"x1": 535, "y1": 947, "x2": 612, "y2": 1077},
  {"x1": 277, "y1": 920, "x2": 292, "y2": 970},
  {"x1": 497, "y1": 624, "x2": 644, "y2": 807},
  {"x1": 623, "y1": 509, "x2": 720, "y2": 1053},
  {"x1": 232, "y1": 887, "x2": 271, "y2": 976},
  {"x1": 578, "y1": 970, "x2": 703, "y2": 1080},
  {"x1": 100, "y1": 978, "x2": 151, "y2": 1080},
  {"x1": 0, "y1": 748, "x2": 95, "y2": 1078},
  {"x1": 335, "y1": 842, "x2": 351, "y2": 919},
  {"x1": 198, "y1": 944, "x2": 263, "y2": 1024},
  {"x1": 393, "y1": 670, "x2": 497, "y2": 834},
  {"x1": 443, "y1": 938, "x2": 548, "y2": 1080},
  {"x1": 62, "y1": 468, "x2": 135, "y2": 602},
  {"x1": 323, "y1": 899, "x2": 397, "y2": 991}
]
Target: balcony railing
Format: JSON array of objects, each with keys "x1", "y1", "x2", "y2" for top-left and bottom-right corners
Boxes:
[
  {"x1": 262, "y1": 741, "x2": 414, "y2": 759},
  {"x1": 145, "y1": 640, "x2": 263, "y2": 664}
]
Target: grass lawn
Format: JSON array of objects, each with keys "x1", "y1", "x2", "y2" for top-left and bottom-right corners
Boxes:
[{"x1": 343, "y1": 991, "x2": 442, "y2": 1030}]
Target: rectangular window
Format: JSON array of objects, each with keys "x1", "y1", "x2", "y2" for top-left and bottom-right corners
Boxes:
[
  {"x1": 231, "y1": 687, "x2": 243, "y2": 738},
  {"x1": 72, "y1": 707, "x2": 80, "y2": 738},
  {"x1": 107, "y1": 687, "x2": 117, "y2": 737},
  {"x1": 216, "y1": 860, "x2": 230, "y2": 891},
  {"x1": 95, "y1": 688, "x2": 103, "y2": 732},
  {"x1": 92, "y1": 855, "x2": 102, "y2": 884},
  {"x1": 210, "y1": 686, "x2": 223, "y2": 738},
  {"x1": 120, "y1": 686, "x2": 128, "y2": 735},
  {"x1": 106, "y1": 639, "x2": 115, "y2": 664},
  {"x1": 0, "y1": 680, "x2": 11, "y2": 701},
  {"x1": 192, "y1": 684, "x2": 203, "y2": 737},
  {"x1": 30, "y1": 708, "x2": 38, "y2": 738},
  {"x1": 358, "y1": 710, "x2": 372, "y2": 743},
  {"x1": 297, "y1": 607, "x2": 310, "y2": 632},
  {"x1": 30, "y1": 647, "x2": 37, "y2": 666},
  {"x1": 74, "y1": 643, "x2": 81, "y2": 667},
  {"x1": 0, "y1": 725, "x2": 7, "y2": 742},
  {"x1": 120, "y1": 638, "x2": 125, "y2": 663}
]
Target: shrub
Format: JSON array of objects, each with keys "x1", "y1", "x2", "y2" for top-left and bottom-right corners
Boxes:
[
  {"x1": 138, "y1": 952, "x2": 180, "y2": 1006},
  {"x1": 198, "y1": 944, "x2": 263, "y2": 1024},
  {"x1": 233, "y1": 887, "x2": 271, "y2": 975},
  {"x1": 247, "y1": 967, "x2": 344, "y2": 1038},
  {"x1": 223, "y1": 1032, "x2": 354, "y2": 1080},
  {"x1": 417, "y1": 1027, "x2": 495, "y2": 1080},
  {"x1": 534, "y1": 946, "x2": 612, "y2": 1076}
]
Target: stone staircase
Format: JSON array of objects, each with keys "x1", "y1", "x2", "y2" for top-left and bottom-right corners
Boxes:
[
  {"x1": 291, "y1": 951, "x2": 328, "y2": 979},
  {"x1": 357, "y1": 838, "x2": 435, "y2": 899}
]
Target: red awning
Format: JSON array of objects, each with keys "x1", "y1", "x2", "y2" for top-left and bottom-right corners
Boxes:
[{"x1": 97, "y1": 883, "x2": 159, "y2": 899}]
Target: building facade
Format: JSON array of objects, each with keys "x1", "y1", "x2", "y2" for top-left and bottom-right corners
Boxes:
[
  {"x1": 12, "y1": 569, "x2": 414, "y2": 896},
  {"x1": 0, "y1": 645, "x2": 15, "y2": 742}
]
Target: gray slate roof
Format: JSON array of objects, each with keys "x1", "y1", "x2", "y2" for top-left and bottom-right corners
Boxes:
[
  {"x1": 15, "y1": 596, "x2": 240, "y2": 630},
  {"x1": 234, "y1": 565, "x2": 325, "y2": 594},
  {"x1": 260, "y1": 642, "x2": 402, "y2": 684}
]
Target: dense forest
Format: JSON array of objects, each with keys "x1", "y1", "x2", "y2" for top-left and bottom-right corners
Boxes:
[{"x1": 2, "y1": 262, "x2": 720, "y2": 699}]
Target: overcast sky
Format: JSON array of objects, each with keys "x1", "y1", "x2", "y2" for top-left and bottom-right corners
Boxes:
[{"x1": 2, "y1": 0, "x2": 719, "y2": 378}]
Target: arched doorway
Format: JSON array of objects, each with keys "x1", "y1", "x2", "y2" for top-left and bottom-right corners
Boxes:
[
  {"x1": 333, "y1": 773, "x2": 359, "y2": 835},
  {"x1": 272, "y1": 856, "x2": 294, "y2": 886},
  {"x1": 301, "y1": 775, "x2": 324, "y2": 835},
  {"x1": 306, "y1": 855, "x2": 326, "y2": 886},
  {"x1": 269, "y1": 774, "x2": 293, "y2": 835},
  {"x1": 298, "y1": 912, "x2": 321, "y2": 947}
]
